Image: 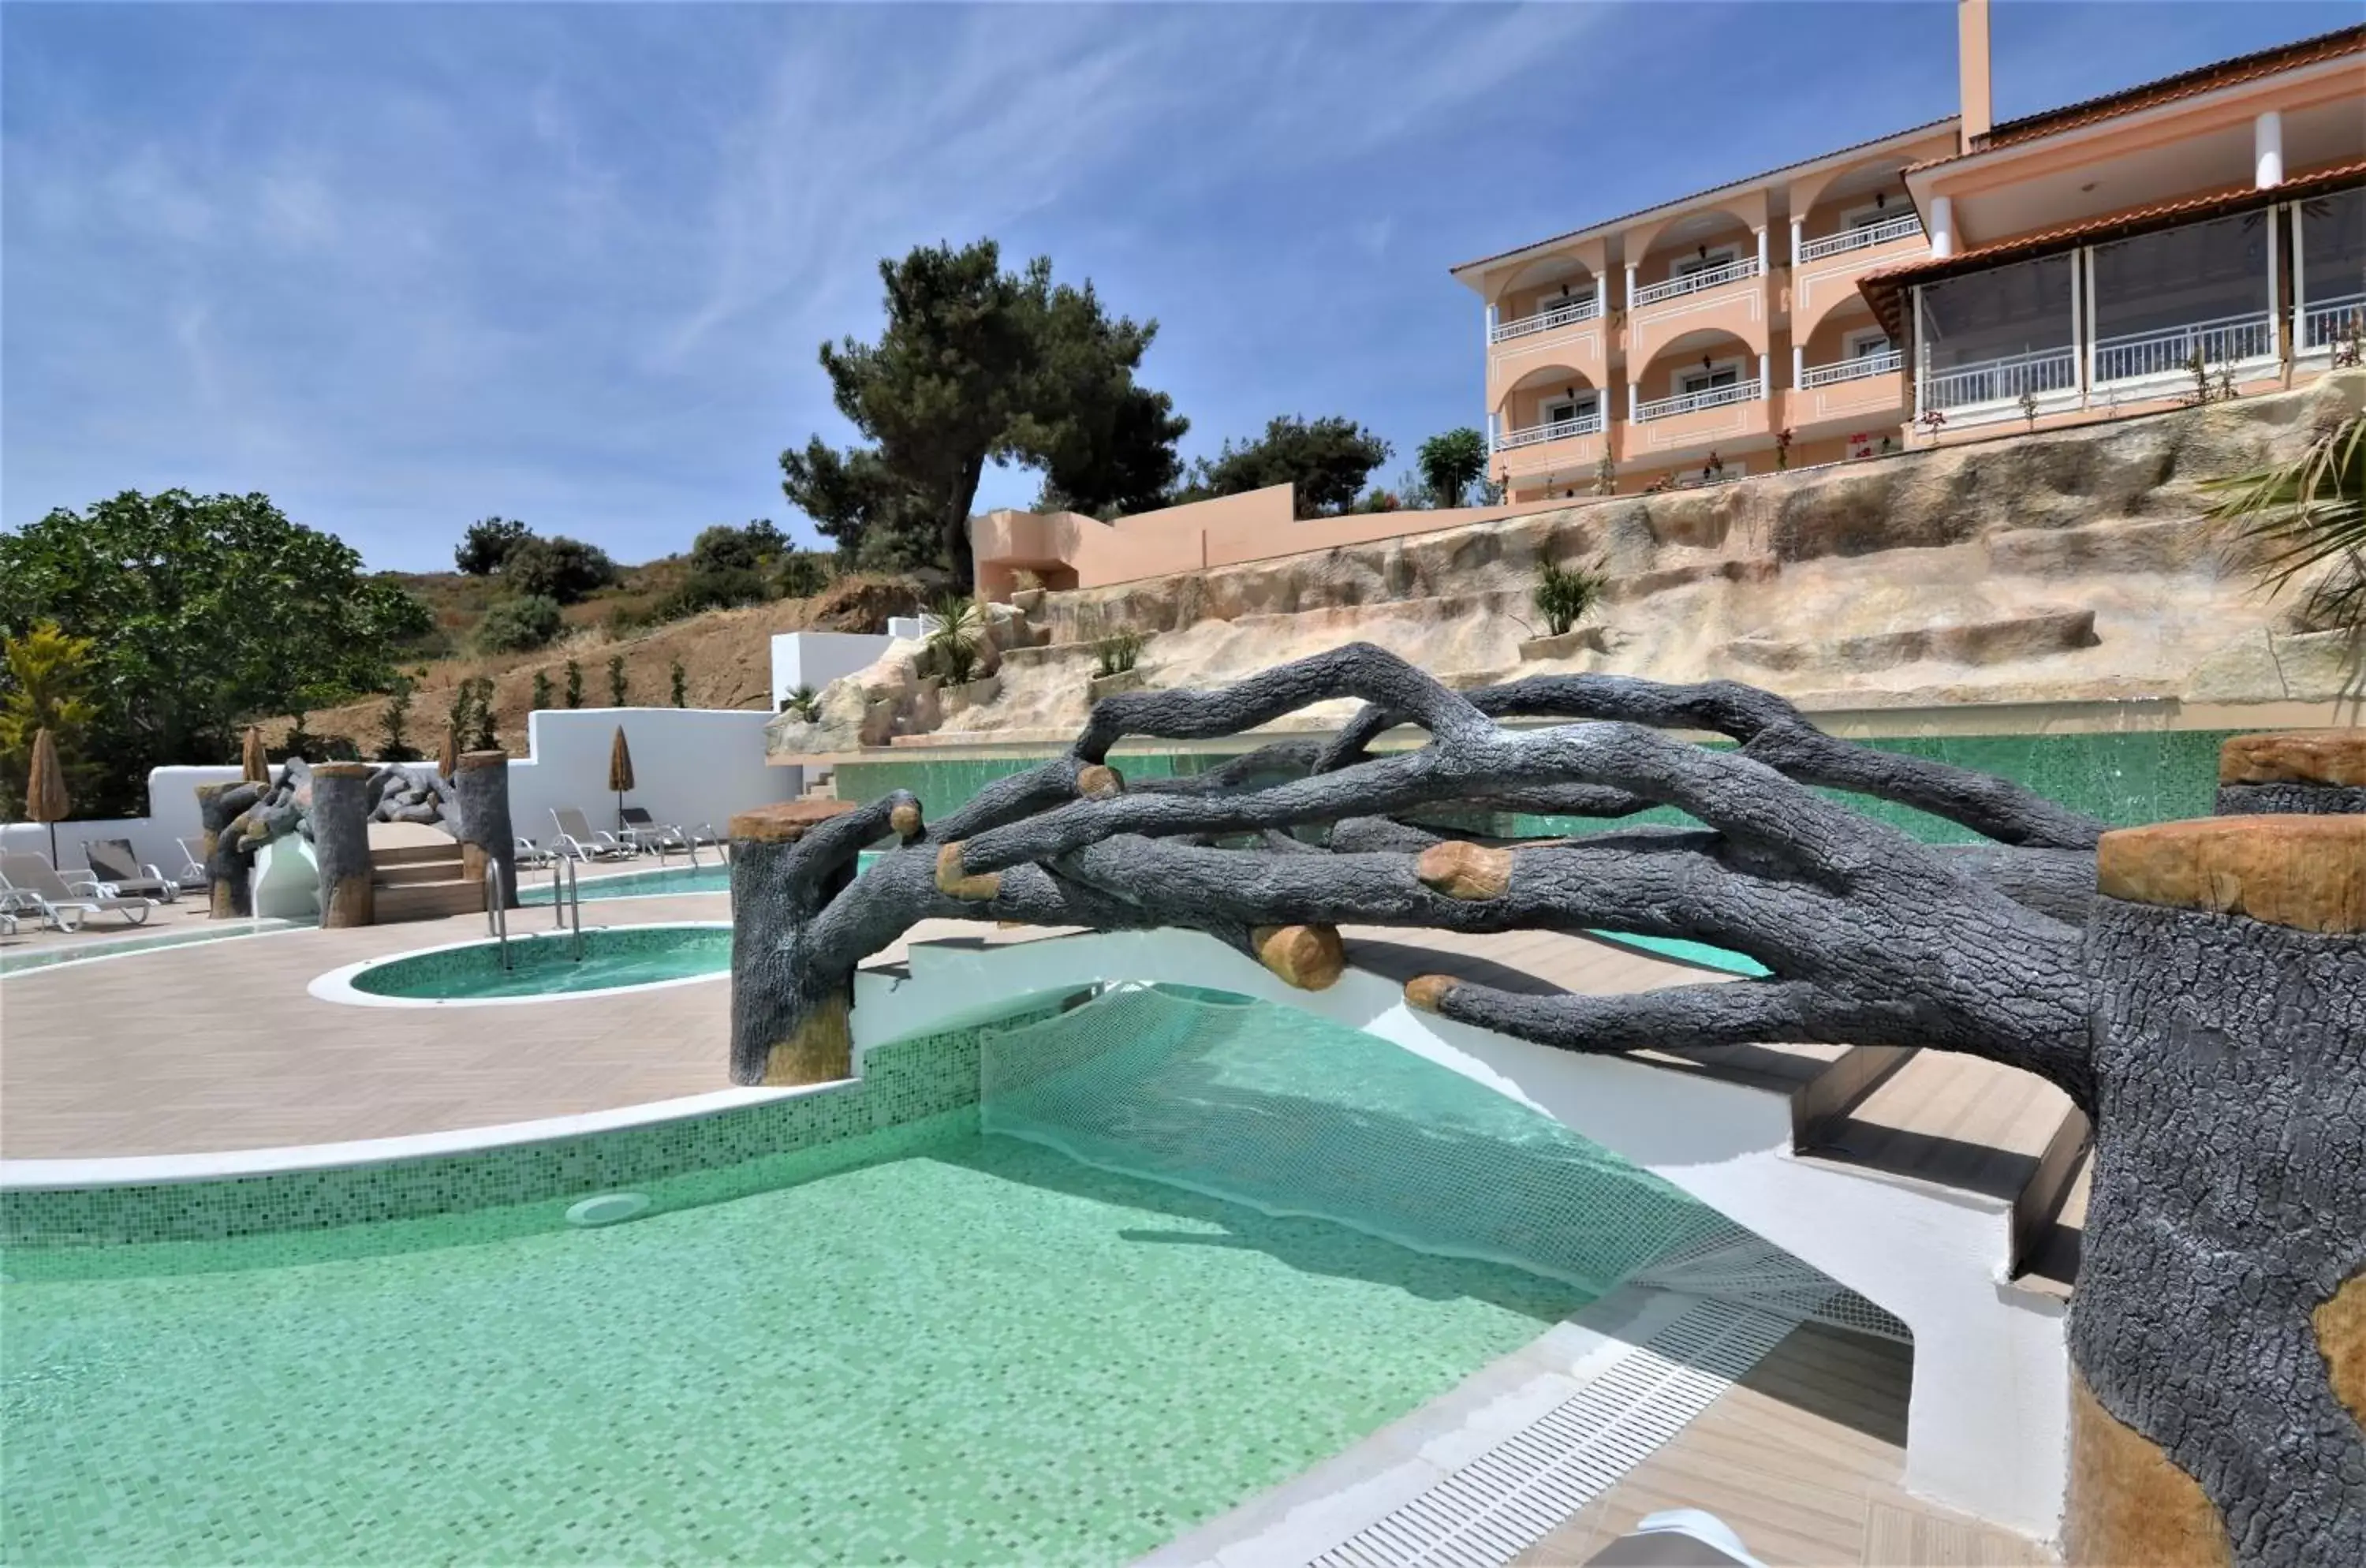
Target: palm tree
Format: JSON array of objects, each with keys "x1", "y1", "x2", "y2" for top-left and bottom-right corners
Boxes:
[{"x1": 2204, "y1": 414, "x2": 2365, "y2": 635}]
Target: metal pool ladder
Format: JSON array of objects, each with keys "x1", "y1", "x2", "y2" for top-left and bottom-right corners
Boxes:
[
  {"x1": 551, "y1": 856, "x2": 584, "y2": 961},
  {"x1": 484, "y1": 861, "x2": 511, "y2": 971}
]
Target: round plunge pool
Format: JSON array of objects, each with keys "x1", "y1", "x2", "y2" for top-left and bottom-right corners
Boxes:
[{"x1": 315, "y1": 923, "x2": 731, "y2": 1006}]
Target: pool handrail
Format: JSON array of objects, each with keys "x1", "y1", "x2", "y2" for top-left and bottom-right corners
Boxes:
[{"x1": 484, "y1": 860, "x2": 511, "y2": 971}]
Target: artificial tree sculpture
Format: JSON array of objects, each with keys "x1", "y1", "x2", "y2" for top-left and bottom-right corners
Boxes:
[{"x1": 729, "y1": 643, "x2": 2363, "y2": 1566}]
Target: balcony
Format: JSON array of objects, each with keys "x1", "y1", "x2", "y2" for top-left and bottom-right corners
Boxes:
[
  {"x1": 2092, "y1": 310, "x2": 2274, "y2": 386},
  {"x1": 1798, "y1": 215, "x2": 1923, "y2": 262},
  {"x1": 1491, "y1": 296, "x2": 1603, "y2": 344},
  {"x1": 1633, "y1": 256, "x2": 1763, "y2": 307},
  {"x1": 1799, "y1": 349, "x2": 1904, "y2": 387},
  {"x1": 1636, "y1": 378, "x2": 1762, "y2": 421},
  {"x1": 1491, "y1": 410, "x2": 1605, "y2": 453},
  {"x1": 1921, "y1": 347, "x2": 2079, "y2": 413},
  {"x1": 2302, "y1": 293, "x2": 2366, "y2": 353}
]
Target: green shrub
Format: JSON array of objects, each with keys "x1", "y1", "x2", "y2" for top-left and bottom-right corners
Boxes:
[
  {"x1": 1093, "y1": 629, "x2": 1144, "y2": 678},
  {"x1": 656, "y1": 566, "x2": 771, "y2": 621},
  {"x1": 606, "y1": 654, "x2": 629, "y2": 706},
  {"x1": 563, "y1": 659, "x2": 584, "y2": 708},
  {"x1": 925, "y1": 593, "x2": 985, "y2": 685},
  {"x1": 779, "y1": 684, "x2": 820, "y2": 720},
  {"x1": 475, "y1": 594, "x2": 564, "y2": 653},
  {"x1": 669, "y1": 658, "x2": 687, "y2": 707},
  {"x1": 502, "y1": 536, "x2": 618, "y2": 604},
  {"x1": 531, "y1": 670, "x2": 554, "y2": 712},
  {"x1": 774, "y1": 551, "x2": 832, "y2": 599},
  {"x1": 1532, "y1": 559, "x2": 1607, "y2": 637}
]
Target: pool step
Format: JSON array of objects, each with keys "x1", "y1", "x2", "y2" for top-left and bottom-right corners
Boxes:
[
  {"x1": 371, "y1": 842, "x2": 464, "y2": 868},
  {"x1": 372, "y1": 877, "x2": 484, "y2": 922},
  {"x1": 374, "y1": 859, "x2": 469, "y2": 887}
]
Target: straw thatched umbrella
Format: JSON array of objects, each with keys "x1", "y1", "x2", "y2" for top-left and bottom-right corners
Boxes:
[
  {"x1": 438, "y1": 726, "x2": 459, "y2": 780},
  {"x1": 26, "y1": 726, "x2": 69, "y2": 865},
  {"x1": 608, "y1": 726, "x2": 635, "y2": 832},
  {"x1": 241, "y1": 726, "x2": 270, "y2": 783}
]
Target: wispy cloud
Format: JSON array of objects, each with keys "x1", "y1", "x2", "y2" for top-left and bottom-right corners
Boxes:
[{"x1": 5, "y1": 2, "x2": 2356, "y2": 569}]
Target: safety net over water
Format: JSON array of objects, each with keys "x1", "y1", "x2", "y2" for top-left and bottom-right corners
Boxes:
[{"x1": 981, "y1": 983, "x2": 1908, "y2": 1341}]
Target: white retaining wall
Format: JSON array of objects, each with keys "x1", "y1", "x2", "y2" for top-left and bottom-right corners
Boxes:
[
  {"x1": 770, "y1": 633, "x2": 895, "y2": 710},
  {"x1": 6, "y1": 707, "x2": 797, "y2": 874},
  {"x1": 849, "y1": 928, "x2": 2071, "y2": 1542},
  {"x1": 510, "y1": 707, "x2": 797, "y2": 846}
]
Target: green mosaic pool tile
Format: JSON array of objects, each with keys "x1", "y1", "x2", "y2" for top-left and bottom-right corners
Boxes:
[
  {"x1": 2, "y1": 1126, "x2": 1591, "y2": 1565},
  {"x1": 353, "y1": 923, "x2": 731, "y2": 999},
  {"x1": 0, "y1": 1006, "x2": 1059, "y2": 1253},
  {"x1": 838, "y1": 729, "x2": 2236, "y2": 843}
]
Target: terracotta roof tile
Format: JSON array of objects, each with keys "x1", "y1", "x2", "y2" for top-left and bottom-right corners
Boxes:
[
  {"x1": 1860, "y1": 162, "x2": 2366, "y2": 338},
  {"x1": 1906, "y1": 24, "x2": 2365, "y2": 177}
]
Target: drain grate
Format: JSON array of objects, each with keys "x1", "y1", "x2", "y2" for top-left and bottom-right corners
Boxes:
[{"x1": 1307, "y1": 1297, "x2": 1796, "y2": 1568}]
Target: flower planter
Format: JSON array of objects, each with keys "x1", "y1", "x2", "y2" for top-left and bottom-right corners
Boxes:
[
  {"x1": 1088, "y1": 667, "x2": 1145, "y2": 702},
  {"x1": 942, "y1": 674, "x2": 1002, "y2": 715},
  {"x1": 1516, "y1": 625, "x2": 1610, "y2": 661}
]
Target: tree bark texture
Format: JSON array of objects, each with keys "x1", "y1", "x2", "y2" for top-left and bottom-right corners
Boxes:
[
  {"x1": 725, "y1": 644, "x2": 2364, "y2": 1561},
  {"x1": 196, "y1": 781, "x2": 262, "y2": 919},
  {"x1": 452, "y1": 750, "x2": 518, "y2": 910},
  {"x1": 2218, "y1": 731, "x2": 2366, "y2": 817},
  {"x1": 309, "y1": 763, "x2": 375, "y2": 929}
]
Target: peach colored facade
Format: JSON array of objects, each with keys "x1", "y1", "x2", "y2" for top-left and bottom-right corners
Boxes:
[
  {"x1": 972, "y1": 484, "x2": 1603, "y2": 598},
  {"x1": 1457, "y1": 6, "x2": 2364, "y2": 499},
  {"x1": 972, "y1": 11, "x2": 2363, "y2": 593}
]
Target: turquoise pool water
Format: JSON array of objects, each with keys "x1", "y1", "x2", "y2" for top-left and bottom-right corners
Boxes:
[
  {"x1": 349, "y1": 924, "x2": 730, "y2": 1000},
  {"x1": 2, "y1": 1112, "x2": 1589, "y2": 1566},
  {"x1": 524, "y1": 852, "x2": 887, "y2": 905}
]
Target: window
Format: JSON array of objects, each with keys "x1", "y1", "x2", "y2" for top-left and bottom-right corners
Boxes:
[
  {"x1": 1846, "y1": 203, "x2": 1897, "y2": 232},
  {"x1": 1541, "y1": 392, "x2": 1599, "y2": 426},
  {"x1": 1677, "y1": 360, "x2": 1742, "y2": 395},
  {"x1": 1674, "y1": 245, "x2": 1739, "y2": 279},
  {"x1": 1847, "y1": 328, "x2": 1893, "y2": 360}
]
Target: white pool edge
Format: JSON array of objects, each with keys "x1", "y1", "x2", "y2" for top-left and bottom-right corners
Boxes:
[
  {"x1": 0, "y1": 1078, "x2": 828, "y2": 1190},
  {"x1": 307, "y1": 920, "x2": 733, "y2": 1009}
]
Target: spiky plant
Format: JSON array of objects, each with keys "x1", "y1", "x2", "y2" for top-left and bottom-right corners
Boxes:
[
  {"x1": 1533, "y1": 558, "x2": 1609, "y2": 637},
  {"x1": 2204, "y1": 413, "x2": 2365, "y2": 635}
]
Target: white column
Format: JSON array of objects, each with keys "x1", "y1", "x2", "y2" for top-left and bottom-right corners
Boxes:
[
  {"x1": 2255, "y1": 110, "x2": 2285, "y2": 189},
  {"x1": 1792, "y1": 343, "x2": 1805, "y2": 390},
  {"x1": 2266, "y1": 201, "x2": 2282, "y2": 367},
  {"x1": 1629, "y1": 383, "x2": 1640, "y2": 423},
  {"x1": 1756, "y1": 226, "x2": 1768, "y2": 276},
  {"x1": 1759, "y1": 352, "x2": 1771, "y2": 397},
  {"x1": 1930, "y1": 196, "x2": 1955, "y2": 259},
  {"x1": 2291, "y1": 204, "x2": 2308, "y2": 353},
  {"x1": 1625, "y1": 263, "x2": 1637, "y2": 310},
  {"x1": 1912, "y1": 286, "x2": 1927, "y2": 420},
  {"x1": 1486, "y1": 410, "x2": 1499, "y2": 451},
  {"x1": 2073, "y1": 247, "x2": 2088, "y2": 403},
  {"x1": 1789, "y1": 217, "x2": 1804, "y2": 267},
  {"x1": 1485, "y1": 303, "x2": 1498, "y2": 345}
]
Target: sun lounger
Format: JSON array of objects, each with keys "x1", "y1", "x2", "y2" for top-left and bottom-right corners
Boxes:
[
  {"x1": 513, "y1": 835, "x2": 554, "y2": 869},
  {"x1": 0, "y1": 853, "x2": 158, "y2": 931},
  {"x1": 175, "y1": 838, "x2": 211, "y2": 892},
  {"x1": 83, "y1": 838, "x2": 181, "y2": 902},
  {"x1": 550, "y1": 808, "x2": 636, "y2": 862},
  {"x1": 618, "y1": 807, "x2": 689, "y2": 855},
  {"x1": 1584, "y1": 1510, "x2": 1766, "y2": 1567}
]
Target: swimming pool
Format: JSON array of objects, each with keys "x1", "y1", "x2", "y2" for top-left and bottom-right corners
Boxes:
[
  {"x1": 329, "y1": 924, "x2": 730, "y2": 1002},
  {"x1": 2, "y1": 1112, "x2": 1589, "y2": 1566}
]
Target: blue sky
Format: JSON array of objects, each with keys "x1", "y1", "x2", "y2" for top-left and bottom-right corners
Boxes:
[{"x1": 4, "y1": 2, "x2": 2354, "y2": 572}]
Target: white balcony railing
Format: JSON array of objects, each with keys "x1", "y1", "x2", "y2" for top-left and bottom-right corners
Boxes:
[
  {"x1": 1491, "y1": 411, "x2": 1604, "y2": 452},
  {"x1": 2092, "y1": 309, "x2": 2275, "y2": 384},
  {"x1": 1921, "y1": 346, "x2": 2079, "y2": 411},
  {"x1": 1799, "y1": 349, "x2": 1905, "y2": 388},
  {"x1": 1797, "y1": 215, "x2": 1924, "y2": 263},
  {"x1": 1636, "y1": 378, "x2": 1763, "y2": 422},
  {"x1": 1632, "y1": 256, "x2": 1763, "y2": 308},
  {"x1": 2302, "y1": 293, "x2": 2366, "y2": 352},
  {"x1": 1491, "y1": 295, "x2": 1604, "y2": 344}
]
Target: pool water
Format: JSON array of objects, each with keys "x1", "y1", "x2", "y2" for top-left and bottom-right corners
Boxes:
[
  {"x1": 2, "y1": 1116, "x2": 1588, "y2": 1566},
  {"x1": 349, "y1": 924, "x2": 730, "y2": 1000}
]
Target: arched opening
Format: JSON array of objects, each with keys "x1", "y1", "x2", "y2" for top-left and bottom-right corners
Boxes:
[
  {"x1": 1633, "y1": 207, "x2": 1759, "y2": 295},
  {"x1": 1492, "y1": 252, "x2": 1605, "y2": 337},
  {"x1": 1794, "y1": 156, "x2": 1922, "y2": 264},
  {"x1": 1797, "y1": 296, "x2": 1901, "y2": 389},
  {"x1": 1495, "y1": 364, "x2": 1603, "y2": 444},
  {"x1": 1634, "y1": 329, "x2": 1761, "y2": 419}
]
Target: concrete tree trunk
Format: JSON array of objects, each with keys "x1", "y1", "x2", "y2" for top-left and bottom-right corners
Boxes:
[
  {"x1": 2066, "y1": 816, "x2": 2365, "y2": 1566},
  {"x1": 2216, "y1": 731, "x2": 2366, "y2": 816},
  {"x1": 728, "y1": 799, "x2": 865, "y2": 1085},
  {"x1": 309, "y1": 762, "x2": 375, "y2": 929},
  {"x1": 196, "y1": 781, "x2": 262, "y2": 918},
  {"x1": 451, "y1": 750, "x2": 517, "y2": 910}
]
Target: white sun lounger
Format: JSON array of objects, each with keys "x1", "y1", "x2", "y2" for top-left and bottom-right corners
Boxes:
[
  {"x1": 550, "y1": 808, "x2": 636, "y2": 862},
  {"x1": 83, "y1": 838, "x2": 181, "y2": 903},
  {"x1": 0, "y1": 853, "x2": 158, "y2": 931}
]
